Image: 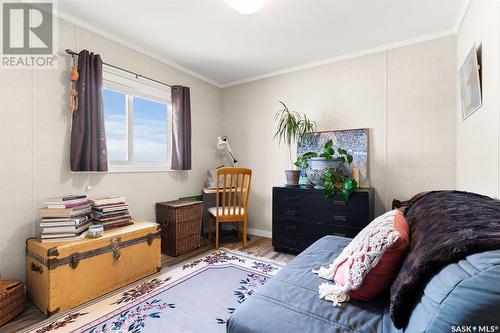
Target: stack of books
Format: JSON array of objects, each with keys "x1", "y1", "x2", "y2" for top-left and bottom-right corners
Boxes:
[
  {"x1": 89, "y1": 196, "x2": 133, "y2": 230},
  {"x1": 39, "y1": 195, "x2": 92, "y2": 243}
]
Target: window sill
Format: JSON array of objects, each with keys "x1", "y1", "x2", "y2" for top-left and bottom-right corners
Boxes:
[
  {"x1": 69, "y1": 165, "x2": 181, "y2": 174},
  {"x1": 107, "y1": 165, "x2": 174, "y2": 173}
]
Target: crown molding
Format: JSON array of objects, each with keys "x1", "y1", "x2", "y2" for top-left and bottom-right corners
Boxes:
[
  {"x1": 55, "y1": 9, "x2": 223, "y2": 88},
  {"x1": 220, "y1": 29, "x2": 457, "y2": 88}
]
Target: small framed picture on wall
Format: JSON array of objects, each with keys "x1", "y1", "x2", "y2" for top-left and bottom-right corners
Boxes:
[{"x1": 459, "y1": 44, "x2": 482, "y2": 120}]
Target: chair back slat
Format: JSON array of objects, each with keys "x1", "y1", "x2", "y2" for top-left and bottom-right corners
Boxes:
[
  {"x1": 215, "y1": 167, "x2": 252, "y2": 219},
  {"x1": 222, "y1": 173, "x2": 227, "y2": 210},
  {"x1": 234, "y1": 173, "x2": 240, "y2": 214}
]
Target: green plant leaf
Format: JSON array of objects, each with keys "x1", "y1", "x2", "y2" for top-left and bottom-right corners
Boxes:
[
  {"x1": 294, "y1": 151, "x2": 318, "y2": 170},
  {"x1": 319, "y1": 152, "x2": 333, "y2": 160},
  {"x1": 323, "y1": 181, "x2": 334, "y2": 198},
  {"x1": 304, "y1": 151, "x2": 318, "y2": 158},
  {"x1": 347, "y1": 155, "x2": 353, "y2": 164},
  {"x1": 274, "y1": 101, "x2": 316, "y2": 148}
]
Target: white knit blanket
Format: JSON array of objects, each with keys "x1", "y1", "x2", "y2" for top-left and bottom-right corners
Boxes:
[{"x1": 312, "y1": 210, "x2": 401, "y2": 306}]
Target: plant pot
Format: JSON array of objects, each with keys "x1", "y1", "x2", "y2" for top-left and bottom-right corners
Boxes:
[
  {"x1": 308, "y1": 157, "x2": 343, "y2": 170},
  {"x1": 306, "y1": 157, "x2": 345, "y2": 187},
  {"x1": 284, "y1": 170, "x2": 301, "y2": 185}
]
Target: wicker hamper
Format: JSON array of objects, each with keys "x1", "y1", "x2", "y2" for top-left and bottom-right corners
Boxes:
[
  {"x1": 155, "y1": 200, "x2": 203, "y2": 256},
  {"x1": 0, "y1": 278, "x2": 25, "y2": 326}
]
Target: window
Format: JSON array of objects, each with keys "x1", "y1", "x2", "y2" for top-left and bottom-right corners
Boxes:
[{"x1": 102, "y1": 66, "x2": 172, "y2": 172}]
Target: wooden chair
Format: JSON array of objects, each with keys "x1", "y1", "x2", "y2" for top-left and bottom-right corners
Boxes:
[{"x1": 207, "y1": 167, "x2": 252, "y2": 249}]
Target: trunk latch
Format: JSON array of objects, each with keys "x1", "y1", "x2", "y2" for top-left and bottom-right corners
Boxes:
[
  {"x1": 69, "y1": 253, "x2": 80, "y2": 269},
  {"x1": 111, "y1": 237, "x2": 121, "y2": 261},
  {"x1": 147, "y1": 233, "x2": 154, "y2": 246}
]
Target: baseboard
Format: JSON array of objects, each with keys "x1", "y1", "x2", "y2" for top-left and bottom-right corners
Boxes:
[{"x1": 247, "y1": 228, "x2": 272, "y2": 238}]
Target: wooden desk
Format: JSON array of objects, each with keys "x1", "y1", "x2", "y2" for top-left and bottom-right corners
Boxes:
[
  {"x1": 202, "y1": 187, "x2": 245, "y2": 234},
  {"x1": 202, "y1": 187, "x2": 216, "y2": 233}
]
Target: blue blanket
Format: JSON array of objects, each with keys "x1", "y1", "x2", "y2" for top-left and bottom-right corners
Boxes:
[{"x1": 227, "y1": 236, "x2": 400, "y2": 333}]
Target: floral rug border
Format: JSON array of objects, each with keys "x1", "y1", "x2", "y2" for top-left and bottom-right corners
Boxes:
[{"x1": 26, "y1": 249, "x2": 285, "y2": 333}]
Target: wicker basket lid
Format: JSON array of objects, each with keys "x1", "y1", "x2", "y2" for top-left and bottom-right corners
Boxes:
[{"x1": 157, "y1": 200, "x2": 202, "y2": 208}]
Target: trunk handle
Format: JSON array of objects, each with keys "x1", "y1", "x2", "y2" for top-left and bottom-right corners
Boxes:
[{"x1": 31, "y1": 262, "x2": 43, "y2": 274}]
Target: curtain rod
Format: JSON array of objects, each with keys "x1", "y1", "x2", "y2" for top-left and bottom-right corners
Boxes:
[{"x1": 65, "y1": 49, "x2": 172, "y2": 88}]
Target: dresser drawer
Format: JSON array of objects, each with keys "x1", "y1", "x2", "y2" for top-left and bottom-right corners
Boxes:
[
  {"x1": 272, "y1": 230, "x2": 318, "y2": 253},
  {"x1": 273, "y1": 219, "x2": 314, "y2": 237},
  {"x1": 315, "y1": 223, "x2": 362, "y2": 238},
  {"x1": 274, "y1": 188, "x2": 369, "y2": 213},
  {"x1": 274, "y1": 207, "x2": 370, "y2": 229},
  {"x1": 272, "y1": 223, "x2": 361, "y2": 253}
]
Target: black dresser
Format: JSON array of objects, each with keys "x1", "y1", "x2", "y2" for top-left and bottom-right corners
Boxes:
[{"x1": 272, "y1": 186, "x2": 374, "y2": 254}]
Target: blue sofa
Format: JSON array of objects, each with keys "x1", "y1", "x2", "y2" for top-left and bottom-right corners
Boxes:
[{"x1": 227, "y1": 235, "x2": 500, "y2": 333}]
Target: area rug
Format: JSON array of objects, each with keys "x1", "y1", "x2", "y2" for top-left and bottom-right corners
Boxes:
[{"x1": 26, "y1": 249, "x2": 284, "y2": 333}]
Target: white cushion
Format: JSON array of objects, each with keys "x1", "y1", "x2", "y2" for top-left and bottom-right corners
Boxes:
[{"x1": 208, "y1": 206, "x2": 245, "y2": 217}]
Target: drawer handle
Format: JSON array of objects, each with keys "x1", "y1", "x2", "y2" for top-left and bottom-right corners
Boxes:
[
  {"x1": 285, "y1": 239, "x2": 298, "y2": 245},
  {"x1": 334, "y1": 216, "x2": 348, "y2": 223},
  {"x1": 334, "y1": 200, "x2": 346, "y2": 206},
  {"x1": 285, "y1": 225, "x2": 298, "y2": 231},
  {"x1": 286, "y1": 209, "x2": 298, "y2": 216}
]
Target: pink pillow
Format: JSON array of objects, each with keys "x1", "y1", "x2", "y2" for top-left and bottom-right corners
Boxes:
[{"x1": 334, "y1": 210, "x2": 409, "y2": 301}]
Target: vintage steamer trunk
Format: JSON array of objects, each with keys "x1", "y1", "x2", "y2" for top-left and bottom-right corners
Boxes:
[{"x1": 26, "y1": 220, "x2": 161, "y2": 316}]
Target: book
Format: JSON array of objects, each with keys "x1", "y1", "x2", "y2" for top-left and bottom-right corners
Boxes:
[
  {"x1": 46, "y1": 199, "x2": 89, "y2": 209},
  {"x1": 44, "y1": 195, "x2": 87, "y2": 203},
  {"x1": 92, "y1": 204, "x2": 128, "y2": 212},
  {"x1": 38, "y1": 205, "x2": 91, "y2": 218},
  {"x1": 89, "y1": 196, "x2": 126, "y2": 206},
  {"x1": 42, "y1": 221, "x2": 90, "y2": 234},
  {"x1": 94, "y1": 214, "x2": 131, "y2": 223},
  {"x1": 93, "y1": 209, "x2": 129, "y2": 216},
  {"x1": 41, "y1": 226, "x2": 89, "y2": 238},
  {"x1": 91, "y1": 203, "x2": 127, "y2": 209},
  {"x1": 100, "y1": 220, "x2": 134, "y2": 230},
  {"x1": 41, "y1": 231, "x2": 88, "y2": 243},
  {"x1": 41, "y1": 216, "x2": 89, "y2": 222},
  {"x1": 40, "y1": 216, "x2": 89, "y2": 227}
]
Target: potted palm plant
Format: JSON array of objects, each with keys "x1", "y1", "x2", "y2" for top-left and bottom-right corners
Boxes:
[{"x1": 274, "y1": 101, "x2": 316, "y2": 185}]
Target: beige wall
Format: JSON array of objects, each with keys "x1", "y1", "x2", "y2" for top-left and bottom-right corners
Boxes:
[
  {"x1": 222, "y1": 36, "x2": 457, "y2": 235},
  {"x1": 0, "y1": 19, "x2": 222, "y2": 281},
  {"x1": 456, "y1": 0, "x2": 500, "y2": 198}
]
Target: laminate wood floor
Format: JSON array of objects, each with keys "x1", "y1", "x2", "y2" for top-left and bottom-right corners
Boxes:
[{"x1": 1, "y1": 235, "x2": 294, "y2": 333}]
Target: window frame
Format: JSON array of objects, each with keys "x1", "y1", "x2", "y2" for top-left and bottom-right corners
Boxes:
[{"x1": 102, "y1": 66, "x2": 173, "y2": 173}]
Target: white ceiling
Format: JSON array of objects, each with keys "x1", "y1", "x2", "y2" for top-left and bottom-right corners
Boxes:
[{"x1": 58, "y1": 0, "x2": 466, "y2": 87}]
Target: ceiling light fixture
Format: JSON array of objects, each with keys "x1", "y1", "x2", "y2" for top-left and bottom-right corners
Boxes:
[{"x1": 231, "y1": 0, "x2": 264, "y2": 15}]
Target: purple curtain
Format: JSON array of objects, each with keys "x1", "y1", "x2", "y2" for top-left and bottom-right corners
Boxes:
[
  {"x1": 171, "y1": 85, "x2": 192, "y2": 170},
  {"x1": 70, "y1": 50, "x2": 108, "y2": 172}
]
